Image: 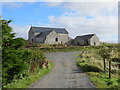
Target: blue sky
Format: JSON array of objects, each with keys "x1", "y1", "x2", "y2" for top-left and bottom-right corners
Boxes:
[
  {"x1": 2, "y1": 1, "x2": 118, "y2": 43},
  {"x1": 2, "y1": 2, "x2": 63, "y2": 25}
]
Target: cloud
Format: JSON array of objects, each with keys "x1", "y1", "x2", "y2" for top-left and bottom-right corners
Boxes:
[
  {"x1": 45, "y1": 2, "x2": 62, "y2": 7},
  {"x1": 10, "y1": 24, "x2": 30, "y2": 40},
  {"x1": 48, "y1": 15, "x2": 118, "y2": 36},
  {"x1": 62, "y1": 2, "x2": 118, "y2": 16},
  {"x1": 2, "y1": 0, "x2": 38, "y2": 2},
  {"x1": 47, "y1": 2, "x2": 118, "y2": 43},
  {"x1": 2, "y1": 2, "x2": 23, "y2": 8},
  {"x1": 2, "y1": 0, "x2": 119, "y2": 2}
]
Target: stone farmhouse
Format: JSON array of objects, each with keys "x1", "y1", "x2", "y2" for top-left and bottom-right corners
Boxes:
[
  {"x1": 28, "y1": 26, "x2": 69, "y2": 44},
  {"x1": 28, "y1": 26, "x2": 100, "y2": 46}
]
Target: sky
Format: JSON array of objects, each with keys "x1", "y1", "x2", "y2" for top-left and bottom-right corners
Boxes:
[{"x1": 1, "y1": 0, "x2": 119, "y2": 43}]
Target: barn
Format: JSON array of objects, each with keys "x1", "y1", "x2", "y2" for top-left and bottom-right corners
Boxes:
[
  {"x1": 28, "y1": 26, "x2": 69, "y2": 44},
  {"x1": 72, "y1": 34, "x2": 100, "y2": 46}
]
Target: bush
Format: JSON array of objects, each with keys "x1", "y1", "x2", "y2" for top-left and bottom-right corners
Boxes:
[
  {"x1": 2, "y1": 48, "x2": 31, "y2": 84},
  {"x1": 28, "y1": 50, "x2": 46, "y2": 73}
]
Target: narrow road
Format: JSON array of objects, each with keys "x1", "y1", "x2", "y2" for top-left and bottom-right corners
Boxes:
[{"x1": 29, "y1": 52, "x2": 96, "y2": 88}]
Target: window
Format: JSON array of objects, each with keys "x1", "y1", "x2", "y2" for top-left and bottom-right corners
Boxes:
[{"x1": 55, "y1": 38, "x2": 58, "y2": 42}]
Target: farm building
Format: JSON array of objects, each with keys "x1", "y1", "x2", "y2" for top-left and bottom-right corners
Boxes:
[
  {"x1": 28, "y1": 26, "x2": 69, "y2": 44},
  {"x1": 28, "y1": 26, "x2": 100, "y2": 46},
  {"x1": 72, "y1": 34, "x2": 100, "y2": 46}
]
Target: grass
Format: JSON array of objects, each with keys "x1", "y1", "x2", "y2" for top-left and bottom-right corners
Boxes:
[
  {"x1": 3, "y1": 62, "x2": 53, "y2": 88},
  {"x1": 76, "y1": 51, "x2": 119, "y2": 89},
  {"x1": 87, "y1": 72, "x2": 119, "y2": 89},
  {"x1": 77, "y1": 62, "x2": 103, "y2": 72},
  {"x1": 77, "y1": 61, "x2": 119, "y2": 88}
]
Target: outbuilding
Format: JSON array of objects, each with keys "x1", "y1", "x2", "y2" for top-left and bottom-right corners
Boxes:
[{"x1": 72, "y1": 34, "x2": 100, "y2": 46}]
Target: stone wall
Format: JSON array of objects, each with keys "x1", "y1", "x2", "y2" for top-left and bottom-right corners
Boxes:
[
  {"x1": 90, "y1": 35, "x2": 100, "y2": 45},
  {"x1": 44, "y1": 31, "x2": 61, "y2": 44}
]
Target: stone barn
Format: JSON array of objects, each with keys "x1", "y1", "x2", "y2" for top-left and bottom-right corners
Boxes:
[
  {"x1": 72, "y1": 34, "x2": 100, "y2": 46},
  {"x1": 28, "y1": 26, "x2": 69, "y2": 44}
]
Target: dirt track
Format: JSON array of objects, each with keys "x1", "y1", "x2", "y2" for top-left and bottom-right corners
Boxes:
[{"x1": 29, "y1": 52, "x2": 96, "y2": 88}]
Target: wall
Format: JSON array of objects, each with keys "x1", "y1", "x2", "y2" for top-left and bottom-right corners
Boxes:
[
  {"x1": 90, "y1": 35, "x2": 100, "y2": 45},
  {"x1": 36, "y1": 37, "x2": 45, "y2": 43},
  {"x1": 72, "y1": 38, "x2": 85, "y2": 46},
  {"x1": 44, "y1": 31, "x2": 61, "y2": 44},
  {"x1": 28, "y1": 28, "x2": 34, "y2": 43},
  {"x1": 28, "y1": 28, "x2": 40, "y2": 43},
  {"x1": 59, "y1": 34, "x2": 69, "y2": 44}
]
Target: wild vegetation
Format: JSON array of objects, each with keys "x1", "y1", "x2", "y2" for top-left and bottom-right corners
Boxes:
[
  {"x1": 2, "y1": 19, "x2": 52, "y2": 88},
  {"x1": 76, "y1": 44, "x2": 119, "y2": 89}
]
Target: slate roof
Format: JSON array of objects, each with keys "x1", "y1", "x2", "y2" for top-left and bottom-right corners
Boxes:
[
  {"x1": 76, "y1": 34, "x2": 95, "y2": 40},
  {"x1": 31, "y1": 26, "x2": 68, "y2": 34},
  {"x1": 36, "y1": 30, "x2": 54, "y2": 38}
]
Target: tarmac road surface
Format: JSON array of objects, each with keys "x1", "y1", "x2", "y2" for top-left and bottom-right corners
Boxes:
[{"x1": 29, "y1": 52, "x2": 96, "y2": 88}]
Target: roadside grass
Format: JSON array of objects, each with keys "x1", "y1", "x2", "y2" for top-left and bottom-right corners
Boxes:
[
  {"x1": 76, "y1": 51, "x2": 119, "y2": 89},
  {"x1": 77, "y1": 62, "x2": 103, "y2": 72},
  {"x1": 3, "y1": 62, "x2": 53, "y2": 88},
  {"x1": 77, "y1": 61, "x2": 119, "y2": 88},
  {"x1": 87, "y1": 72, "x2": 119, "y2": 89}
]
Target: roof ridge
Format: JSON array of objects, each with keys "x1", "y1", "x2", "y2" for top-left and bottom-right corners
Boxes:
[
  {"x1": 82, "y1": 34, "x2": 95, "y2": 36},
  {"x1": 32, "y1": 26, "x2": 65, "y2": 29}
]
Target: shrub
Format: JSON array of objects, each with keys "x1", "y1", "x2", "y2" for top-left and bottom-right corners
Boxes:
[
  {"x1": 28, "y1": 50, "x2": 46, "y2": 73},
  {"x1": 2, "y1": 48, "x2": 31, "y2": 84}
]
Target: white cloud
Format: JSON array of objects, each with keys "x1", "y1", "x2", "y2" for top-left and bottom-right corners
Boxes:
[
  {"x1": 2, "y1": 2, "x2": 23, "y2": 8},
  {"x1": 1, "y1": 0, "x2": 38, "y2": 2},
  {"x1": 62, "y1": 2, "x2": 118, "y2": 16},
  {"x1": 2, "y1": 0, "x2": 119, "y2": 2},
  {"x1": 45, "y1": 2, "x2": 62, "y2": 7},
  {"x1": 48, "y1": 15, "x2": 117, "y2": 36},
  {"x1": 47, "y1": 2, "x2": 118, "y2": 43},
  {"x1": 10, "y1": 24, "x2": 30, "y2": 40}
]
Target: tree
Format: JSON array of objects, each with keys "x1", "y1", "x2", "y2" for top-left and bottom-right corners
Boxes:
[
  {"x1": 2, "y1": 19, "x2": 31, "y2": 85},
  {"x1": 2, "y1": 19, "x2": 46, "y2": 85}
]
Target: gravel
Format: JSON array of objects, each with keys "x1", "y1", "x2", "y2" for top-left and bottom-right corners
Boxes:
[{"x1": 29, "y1": 52, "x2": 96, "y2": 88}]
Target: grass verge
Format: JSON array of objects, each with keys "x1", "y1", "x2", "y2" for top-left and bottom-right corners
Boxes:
[
  {"x1": 87, "y1": 72, "x2": 119, "y2": 89},
  {"x1": 3, "y1": 62, "x2": 53, "y2": 88},
  {"x1": 76, "y1": 57, "x2": 119, "y2": 89}
]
